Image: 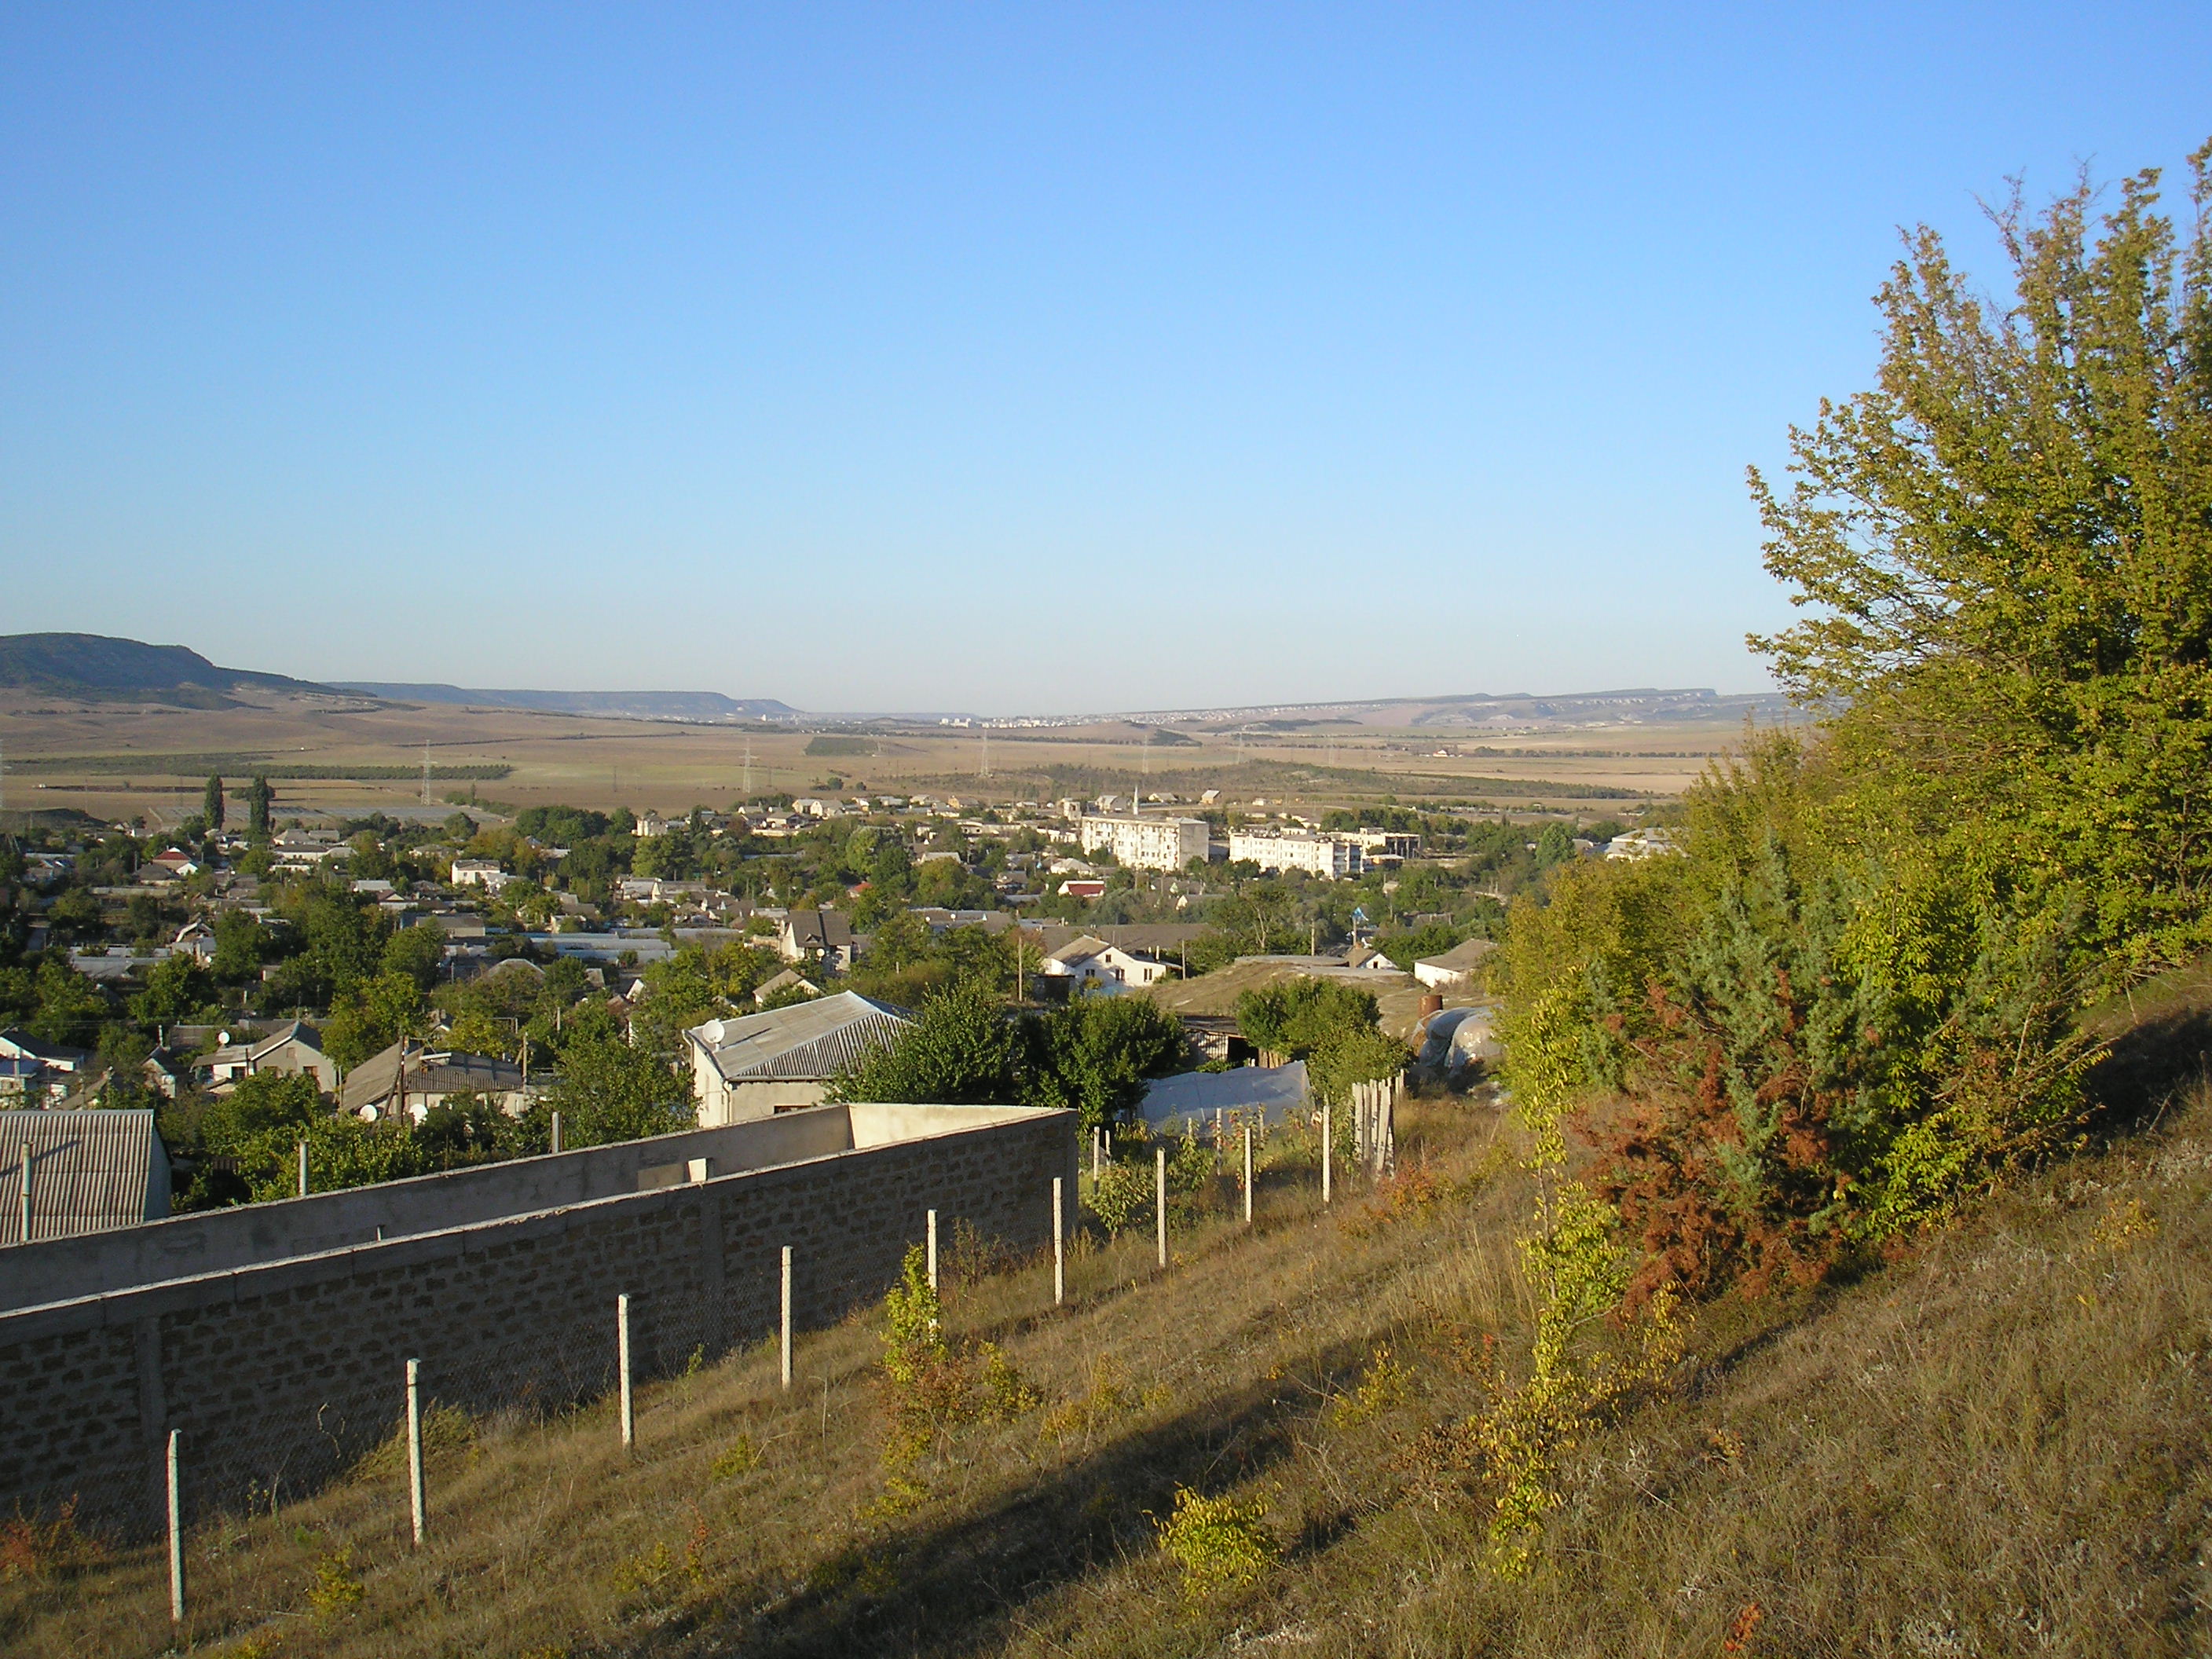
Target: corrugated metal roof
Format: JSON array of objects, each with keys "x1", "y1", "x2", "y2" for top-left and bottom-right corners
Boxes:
[
  {"x1": 690, "y1": 991, "x2": 911, "y2": 1082},
  {"x1": 0, "y1": 1109, "x2": 169, "y2": 1243}
]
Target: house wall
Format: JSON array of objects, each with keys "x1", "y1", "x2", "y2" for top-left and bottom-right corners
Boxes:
[
  {"x1": 697, "y1": 1079, "x2": 830, "y2": 1129},
  {"x1": 0, "y1": 1104, "x2": 1074, "y2": 1536}
]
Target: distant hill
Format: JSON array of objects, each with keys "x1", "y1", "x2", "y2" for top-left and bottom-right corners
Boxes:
[
  {"x1": 336, "y1": 683, "x2": 800, "y2": 722},
  {"x1": 0, "y1": 633, "x2": 332, "y2": 706}
]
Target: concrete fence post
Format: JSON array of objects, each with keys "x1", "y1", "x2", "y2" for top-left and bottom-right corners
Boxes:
[
  {"x1": 550, "y1": 1110, "x2": 562, "y2": 1155},
  {"x1": 1321, "y1": 1103, "x2": 1332, "y2": 1206},
  {"x1": 1243, "y1": 1123, "x2": 1254, "y2": 1226},
  {"x1": 1092, "y1": 1127, "x2": 1102, "y2": 1179},
  {"x1": 779, "y1": 1247, "x2": 793, "y2": 1391},
  {"x1": 405, "y1": 1357, "x2": 425, "y2": 1546},
  {"x1": 1155, "y1": 1146, "x2": 1168, "y2": 1270},
  {"x1": 1052, "y1": 1177, "x2": 1064, "y2": 1306},
  {"x1": 296, "y1": 1139, "x2": 309, "y2": 1199},
  {"x1": 617, "y1": 1295, "x2": 635, "y2": 1449},
  {"x1": 926, "y1": 1208, "x2": 939, "y2": 1294},
  {"x1": 166, "y1": 1428, "x2": 184, "y2": 1623}
]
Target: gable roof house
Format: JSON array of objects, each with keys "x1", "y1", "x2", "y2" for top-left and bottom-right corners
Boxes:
[
  {"x1": 0, "y1": 1109, "x2": 171, "y2": 1242},
  {"x1": 339, "y1": 1039, "x2": 526, "y2": 1124},
  {"x1": 778, "y1": 909, "x2": 856, "y2": 972},
  {"x1": 684, "y1": 992, "x2": 911, "y2": 1126},
  {"x1": 200, "y1": 1020, "x2": 338, "y2": 1094},
  {"x1": 0, "y1": 1031, "x2": 92, "y2": 1101},
  {"x1": 1037, "y1": 936, "x2": 1174, "y2": 995}
]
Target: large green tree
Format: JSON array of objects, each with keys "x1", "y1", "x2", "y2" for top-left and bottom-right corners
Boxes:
[{"x1": 1750, "y1": 143, "x2": 2212, "y2": 976}]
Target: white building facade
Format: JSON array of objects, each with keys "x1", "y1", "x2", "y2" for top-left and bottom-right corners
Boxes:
[
  {"x1": 1078, "y1": 815, "x2": 1210, "y2": 872},
  {"x1": 1228, "y1": 830, "x2": 1362, "y2": 880}
]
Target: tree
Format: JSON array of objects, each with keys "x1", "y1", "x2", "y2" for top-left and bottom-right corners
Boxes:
[
  {"x1": 543, "y1": 1009, "x2": 694, "y2": 1144},
  {"x1": 28, "y1": 958, "x2": 108, "y2": 1049},
  {"x1": 828, "y1": 980, "x2": 1023, "y2": 1106},
  {"x1": 381, "y1": 921, "x2": 445, "y2": 991},
  {"x1": 1750, "y1": 143, "x2": 2212, "y2": 976},
  {"x1": 1235, "y1": 978, "x2": 1379, "y2": 1058},
  {"x1": 130, "y1": 954, "x2": 216, "y2": 1027},
  {"x1": 246, "y1": 775, "x2": 274, "y2": 839},
  {"x1": 1026, "y1": 994, "x2": 1187, "y2": 1132},
  {"x1": 203, "y1": 775, "x2": 225, "y2": 833},
  {"x1": 322, "y1": 971, "x2": 428, "y2": 1071}
]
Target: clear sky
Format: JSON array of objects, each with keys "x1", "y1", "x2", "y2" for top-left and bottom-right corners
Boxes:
[{"x1": 2, "y1": 5, "x2": 2207, "y2": 714}]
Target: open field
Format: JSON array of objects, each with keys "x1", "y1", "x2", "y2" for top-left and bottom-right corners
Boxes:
[{"x1": 0, "y1": 690, "x2": 1782, "y2": 828}]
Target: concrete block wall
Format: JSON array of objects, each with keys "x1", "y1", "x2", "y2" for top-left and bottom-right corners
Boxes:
[
  {"x1": 0, "y1": 1105, "x2": 870, "y2": 1313},
  {"x1": 0, "y1": 1106, "x2": 1075, "y2": 1536}
]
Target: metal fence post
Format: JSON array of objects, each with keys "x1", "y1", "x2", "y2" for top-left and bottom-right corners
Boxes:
[
  {"x1": 1052, "y1": 1177, "x2": 1064, "y2": 1306},
  {"x1": 779, "y1": 1247, "x2": 793, "y2": 1391},
  {"x1": 405, "y1": 1358, "x2": 425, "y2": 1546},
  {"x1": 617, "y1": 1295, "x2": 635, "y2": 1448},
  {"x1": 297, "y1": 1139, "x2": 309, "y2": 1199},
  {"x1": 1155, "y1": 1146, "x2": 1167, "y2": 1269},
  {"x1": 16, "y1": 1149, "x2": 28, "y2": 1243},
  {"x1": 166, "y1": 1428, "x2": 184, "y2": 1623},
  {"x1": 1243, "y1": 1123, "x2": 1254, "y2": 1226}
]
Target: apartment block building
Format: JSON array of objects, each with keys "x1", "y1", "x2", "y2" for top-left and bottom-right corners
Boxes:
[
  {"x1": 1077, "y1": 814, "x2": 1210, "y2": 872},
  {"x1": 1228, "y1": 829, "x2": 1363, "y2": 880}
]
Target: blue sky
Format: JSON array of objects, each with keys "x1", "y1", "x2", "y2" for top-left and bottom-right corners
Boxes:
[{"x1": 3, "y1": 5, "x2": 2207, "y2": 714}]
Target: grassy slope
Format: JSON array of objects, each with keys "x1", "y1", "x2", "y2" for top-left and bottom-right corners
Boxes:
[{"x1": 9, "y1": 1040, "x2": 2212, "y2": 1655}]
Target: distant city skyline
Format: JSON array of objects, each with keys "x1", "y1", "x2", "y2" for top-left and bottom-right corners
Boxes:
[{"x1": 4, "y1": 5, "x2": 2207, "y2": 713}]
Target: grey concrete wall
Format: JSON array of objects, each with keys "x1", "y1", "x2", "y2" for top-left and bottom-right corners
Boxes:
[
  {"x1": 0, "y1": 1104, "x2": 1075, "y2": 1536},
  {"x1": 0, "y1": 1104, "x2": 869, "y2": 1313}
]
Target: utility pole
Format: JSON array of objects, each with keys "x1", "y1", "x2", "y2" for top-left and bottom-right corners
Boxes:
[
  {"x1": 743, "y1": 739, "x2": 753, "y2": 797},
  {"x1": 422, "y1": 742, "x2": 431, "y2": 807}
]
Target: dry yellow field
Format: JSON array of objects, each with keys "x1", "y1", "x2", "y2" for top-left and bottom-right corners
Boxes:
[{"x1": 0, "y1": 689, "x2": 1768, "y2": 826}]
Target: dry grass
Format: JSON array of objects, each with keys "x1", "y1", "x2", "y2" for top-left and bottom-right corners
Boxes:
[{"x1": 11, "y1": 1062, "x2": 2212, "y2": 1656}]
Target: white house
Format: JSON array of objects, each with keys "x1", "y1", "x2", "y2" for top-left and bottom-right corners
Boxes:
[
  {"x1": 1413, "y1": 937, "x2": 1497, "y2": 990},
  {"x1": 1077, "y1": 815, "x2": 1210, "y2": 872},
  {"x1": 450, "y1": 859, "x2": 512, "y2": 893},
  {"x1": 1603, "y1": 828, "x2": 1683, "y2": 861},
  {"x1": 1038, "y1": 935, "x2": 1173, "y2": 994}
]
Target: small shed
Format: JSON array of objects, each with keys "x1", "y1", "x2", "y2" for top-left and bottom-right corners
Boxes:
[{"x1": 0, "y1": 1109, "x2": 171, "y2": 1244}]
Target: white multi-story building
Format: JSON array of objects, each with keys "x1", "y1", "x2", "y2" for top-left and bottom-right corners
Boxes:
[
  {"x1": 1349, "y1": 829, "x2": 1423, "y2": 859},
  {"x1": 1228, "y1": 830, "x2": 1362, "y2": 880},
  {"x1": 1078, "y1": 815, "x2": 1210, "y2": 872}
]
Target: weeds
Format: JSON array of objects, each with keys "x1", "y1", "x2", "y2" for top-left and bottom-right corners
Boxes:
[
  {"x1": 351, "y1": 1401, "x2": 475, "y2": 1481},
  {"x1": 708, "y1": 1434, "x2": 760, "y2": 1481},
  {"x1": 0, "y1": 1498, "x2": 108, "y2": 1583},
  {"x1": 1330, "y1": 1345, "x2": 1412, "y2": 1430},
  {"x1": 305, "y1": 1545, "x2": 365, "y2": 1621}
]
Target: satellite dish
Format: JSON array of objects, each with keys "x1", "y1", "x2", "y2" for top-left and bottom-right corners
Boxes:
[{"x1": 217, "y1": 1031, "x2": 232, "y2": 1046}]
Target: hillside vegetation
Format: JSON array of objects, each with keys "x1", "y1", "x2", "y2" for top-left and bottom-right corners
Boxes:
[{"x1": 7, "y1": 1036, "x2": 2211, "y2": 1657}]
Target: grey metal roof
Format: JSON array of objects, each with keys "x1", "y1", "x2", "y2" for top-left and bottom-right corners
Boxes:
[
  {"x1": 689, "y1": 991, "x2": 910, "y2": 1082},
  {"x1": 339, "y1": 1040, "x2": 524, "y2": 1115},
  {"x1": 0, "y1": 1109, "x2": 170, "y2": 1242}
]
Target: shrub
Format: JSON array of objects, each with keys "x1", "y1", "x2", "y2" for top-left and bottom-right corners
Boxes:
[
  {"x1": 1153, "y1": 1485, "x2": 1278, "y2": 1600},
  {"x1": 1086, "y1": 1159, "x2": 1152, "y2": 1235}
]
